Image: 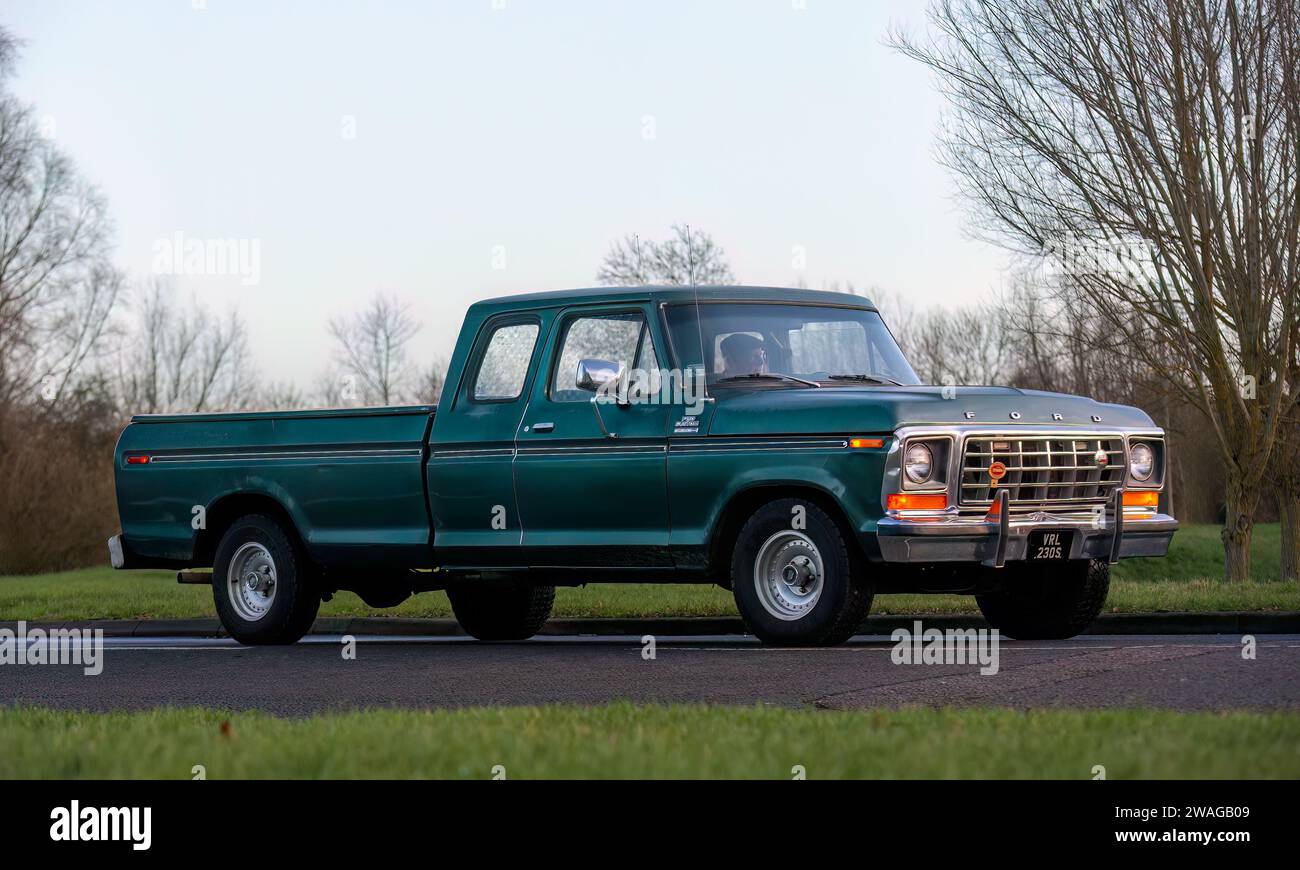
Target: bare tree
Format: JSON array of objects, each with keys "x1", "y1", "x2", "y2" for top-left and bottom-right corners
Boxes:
[
  {"x1": 597, "y1": 224, "x2": 735, "y2": 286},
  {"x1": 0, "y1": 27, "x2": 120, "y2": 409},
  {"x1": 115, "y1": 279, "x2": 255, "y2": 413},
  {"x1": 1272, "y1": 415, "x2": 1300, "y2": 580},
  {"x1": 253, "y1": 380, "x2": 309, "y2": 412},
  {"x1": 893, "y1": 0, "x2": 1300, "y2": 581},
  {"x1": 907, "y1": 305, "x2": 1011, "y2": 386},
  {"x1": 1274, "y1": 310, "x2": 1300, "y2": 579},
  {"x1": 328, "y1": 293, "x2": 421, "y2": 405},
  {"x1": 858, "y1": 285, "x2": 917, "y2": 354},
  {"x1": 415, "y1": 358, "x2": 446, "y2": 405}
]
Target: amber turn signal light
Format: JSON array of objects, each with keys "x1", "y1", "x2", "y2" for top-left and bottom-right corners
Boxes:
[
  {"x1": 1123, "y1": 490, "x2": 1159, "y2": 508},
  {"x1": 886, "y1": 493, "x2": 947, "y2": 511},
  {"x1": 849, "y1": 437, "x2": 885, "y2": 449}
]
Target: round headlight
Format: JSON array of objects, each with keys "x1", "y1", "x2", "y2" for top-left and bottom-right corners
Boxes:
[
  {"x1": 1129, "y1": 442, "x2": 1155, "y2": 481},
  {"x1": 905, "y1": 443, "x2": 934, "y2": 484}
]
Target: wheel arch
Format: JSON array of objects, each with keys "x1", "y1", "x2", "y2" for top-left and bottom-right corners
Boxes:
[
  {"x1": 706, "y1": 482, "x2": 863, "y2": 586},
  {"x1": 193, "y1": 492, "x2": 308, "y2": 568}
]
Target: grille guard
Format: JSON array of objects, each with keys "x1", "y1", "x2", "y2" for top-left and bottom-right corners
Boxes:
[{"x1": 876, "y1": 425, "x2": 1176, "y2": 565}]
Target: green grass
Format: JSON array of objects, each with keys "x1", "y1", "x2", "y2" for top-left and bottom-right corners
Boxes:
[
  {"x1": 2, "y1": 524, "x2": 1295, "y2": 622},
  {"x1": 1113, "y1": 522, "x2": 1283, "y2": 583},
  {"x1": 3, "y1": 703, "x2": 1297, "y2": 779}
]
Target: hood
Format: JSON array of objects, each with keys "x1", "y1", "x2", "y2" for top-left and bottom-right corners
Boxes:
[{"x1": 707, "y1": 385, "x2": 1156, "y2": 435}]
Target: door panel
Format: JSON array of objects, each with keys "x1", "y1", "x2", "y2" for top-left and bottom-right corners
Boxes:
[
  {"x1": 427, "y1": 314, "x2": 542, "y2": 563},
  {"x1": 514, "y1": 307, "x2": 671, "y2": 566}
]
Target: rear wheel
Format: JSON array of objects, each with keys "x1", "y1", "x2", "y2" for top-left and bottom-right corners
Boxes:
[
  {"x1": 731, "y1": 498, "x2": 873, "y2": 646},
  {"x1": 975, "y1": 558, "x2": 1110, "y2": 639},
  {"x1": 448, "y1": 582, "x2": 555, "y2": 641},
  {"x1": 212, "y1": 514, "x2": 320, "y2": 645}
]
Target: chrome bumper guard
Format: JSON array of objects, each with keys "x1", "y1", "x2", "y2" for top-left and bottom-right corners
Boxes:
[
  {"x1": 875, "y1": 490, "x2": 1178, "y2": 565},
  {"x1": 108, "y1": 534, "x2": 126, "y2": 569}
]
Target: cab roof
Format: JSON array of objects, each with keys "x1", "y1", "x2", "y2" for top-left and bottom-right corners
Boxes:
[{"x1": 471, "y1": 285, "x2": 877, "y2": 314}]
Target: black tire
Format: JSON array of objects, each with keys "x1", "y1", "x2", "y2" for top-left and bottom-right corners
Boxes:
[
  {"x1": 731, "y1": 498, "x2": 873, "y2": 646},
  {"x1": 212, "y1": 514, "x2": 320, "y2": 645},
  {"x1": 975, "y1": 558, "x2": 1110, "y2": 640},
  {"x1": 448, "y1": 582, "x2": 555, "y2": 641}
]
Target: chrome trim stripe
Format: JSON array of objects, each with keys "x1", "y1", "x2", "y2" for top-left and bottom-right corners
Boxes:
[
  {"x1": 439, "y1": 437, "x2": 856, "y2": 459},
  {"x1": 145, "y1": 447, "x2": 422, "y2": 464},
  {"x1": 671, "y1": 438, "x2": 850, "y2": 452},
  {"x1": 516, "y1": 444, "x2": 666, "y2": 455},
  {"x1": 431, "y1": 447, "x2": 515, "y2": 459}
]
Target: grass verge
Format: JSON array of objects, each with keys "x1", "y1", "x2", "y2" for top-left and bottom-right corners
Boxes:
[
  {"x1": 3, "y1": 703, "x2": 1298, "y2": 779},
  {"x1": 2, "y1": 524, "x2": 1295, "y2": 622}
]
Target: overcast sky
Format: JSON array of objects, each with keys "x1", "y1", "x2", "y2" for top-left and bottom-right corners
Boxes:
[{"x1": 2, "y1": 0, "x2": 1011, "y2": 387}]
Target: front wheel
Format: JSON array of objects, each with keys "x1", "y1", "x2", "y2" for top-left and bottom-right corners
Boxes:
[
  {"x1": 731, "y1": 498, "x2": 873, "y2": 646},
  {"x1": 212, "y1": 514, "x2": 320, "y2": 645},
  {"x1": 448, "y1": 582, "x2": 555, "y2": 641},
  {"x1": 975, "y1": 558, "x2": 1110, "y2": 640}
]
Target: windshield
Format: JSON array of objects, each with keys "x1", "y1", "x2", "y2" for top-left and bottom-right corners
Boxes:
[{"x1": 663, "y1": 302, "x2": 920, "y2": 387}]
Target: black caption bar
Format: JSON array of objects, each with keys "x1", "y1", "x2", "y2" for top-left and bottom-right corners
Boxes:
[{"x1": 1, "y1": 779, "x2": 1289, "y2": 857}]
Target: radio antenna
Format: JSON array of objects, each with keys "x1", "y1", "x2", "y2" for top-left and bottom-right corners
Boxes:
[
  {"x1": 633, "y1": 234, "x2": 642, "y2": 283},
  {"x1": 686, "y1": 224, "x2": 709, "y2": 403}
]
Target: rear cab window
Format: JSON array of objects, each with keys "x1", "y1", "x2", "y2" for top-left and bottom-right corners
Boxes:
[{"x1": 473, "y1": 320, "x2": 540, "y2": 402}]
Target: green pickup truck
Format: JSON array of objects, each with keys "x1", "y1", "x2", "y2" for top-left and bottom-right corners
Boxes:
[{"x1": 110, "y1": 286, "x2": 1177, "y2": 646}]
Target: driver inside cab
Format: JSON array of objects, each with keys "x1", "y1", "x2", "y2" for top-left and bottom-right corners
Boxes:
[{"x1": 719, "y1": 332, "x2": 768, "y2": 379}]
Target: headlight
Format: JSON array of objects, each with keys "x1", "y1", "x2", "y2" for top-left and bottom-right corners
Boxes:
[
  {"x1": 1129, "y1": 442, "x2": 1155, "y2": 481},
  {"x1": 904, "y1": 443, "x2": 934, "y2": 484}
]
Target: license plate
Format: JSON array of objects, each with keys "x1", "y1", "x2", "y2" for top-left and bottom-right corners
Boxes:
[{"x1": 1028, "y1": 530, "x2": 1070, "y2": 561}]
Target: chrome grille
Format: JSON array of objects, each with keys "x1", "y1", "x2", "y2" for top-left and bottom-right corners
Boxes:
[{"x1": 960, "y1": 435, "x2": 1126, "y2": 506}]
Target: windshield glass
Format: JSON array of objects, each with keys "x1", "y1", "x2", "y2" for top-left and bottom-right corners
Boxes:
[{"x1": 663, "y1": 302, "x2": 920, "y2": 386}]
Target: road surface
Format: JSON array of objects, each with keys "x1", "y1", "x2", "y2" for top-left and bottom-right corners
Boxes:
[{"x1": 3, "y1": 633, "x2": 1297, "y2": 715}]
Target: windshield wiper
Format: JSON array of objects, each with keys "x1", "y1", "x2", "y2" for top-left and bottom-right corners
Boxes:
[
  {"x1": 826, "y1": 374, "x2": 903, "y2": 386},
  {"x1": 716, "y1": 372, "x2": 822, "y2": 388}
]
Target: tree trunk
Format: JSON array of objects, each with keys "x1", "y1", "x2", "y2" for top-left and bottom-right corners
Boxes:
[
  {"x1": 1221, "y1": 477, "x2": 1258, "y2": 583},
  {"x1": 1278, "y1": 489, "x2": 1300, "y2": 582}
]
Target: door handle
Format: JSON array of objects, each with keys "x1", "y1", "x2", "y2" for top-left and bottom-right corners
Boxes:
[{"x1": 531, "y1": 422, "x2": 555, "y2": 433}]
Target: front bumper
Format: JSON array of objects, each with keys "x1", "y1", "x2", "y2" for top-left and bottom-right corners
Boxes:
[{"x1": 876, "y1": 498, "x2": 1178, "y2": 565}]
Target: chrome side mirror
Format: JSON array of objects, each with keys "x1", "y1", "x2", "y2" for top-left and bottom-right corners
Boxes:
[{"x1": 576, "y1": 358, "x2": 621, "y2": 392}]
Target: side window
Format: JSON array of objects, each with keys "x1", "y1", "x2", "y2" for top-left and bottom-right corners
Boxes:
[
  {"x1": 552, "y1": 312, "x2": 645, "y2": 402},
  {"x1": 635, "y1": 326, "x2": 659, "y2": 373},
  {"x1": 473, "y1": 321, "x2": 539, "y2": 401}
]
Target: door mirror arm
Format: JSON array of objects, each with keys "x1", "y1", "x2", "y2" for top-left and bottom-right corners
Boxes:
[{"x1": 589, "y1": 397, "x2": 619, "y2": 439}]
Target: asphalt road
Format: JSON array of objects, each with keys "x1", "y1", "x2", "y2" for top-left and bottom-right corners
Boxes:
[{"x1": 4, "y1": 633, "x2": 1298, "y2": 715}]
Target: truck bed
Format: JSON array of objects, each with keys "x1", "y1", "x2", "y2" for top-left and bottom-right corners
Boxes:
[{"x1": 113, "y1": 405, "x2": 437, "y2": 569}]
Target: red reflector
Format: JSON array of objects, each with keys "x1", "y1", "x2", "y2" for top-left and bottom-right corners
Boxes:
[
  {"x1": 849, "y1": 437, "x2": 885, "y2": 449},
  {"x1": 126, "y1": 455, "x2": 151, "y2": 465},
  {"x1": 886, "y1": 493, "x2": 947, "y2": 511}
]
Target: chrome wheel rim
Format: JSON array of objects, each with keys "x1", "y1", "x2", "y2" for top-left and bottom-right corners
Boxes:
[
  {"x1": 753, "y1": 530, "x2": 824, "y2": 621},
  {"x1": 227, "y1": 542, "x2": 277, "y2": 622}
]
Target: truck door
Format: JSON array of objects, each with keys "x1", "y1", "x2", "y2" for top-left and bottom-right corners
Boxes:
[
  {"x1": 513, "y1": 305, "x2": 672, "y2": 566},
  {"x1": 426, "y1": 312, "x2": 544, "y2": 565}
]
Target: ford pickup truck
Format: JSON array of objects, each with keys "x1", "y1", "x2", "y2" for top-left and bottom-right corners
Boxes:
[{"x1": 110, "y1": 286, "x2": 1177, "y2": 646}]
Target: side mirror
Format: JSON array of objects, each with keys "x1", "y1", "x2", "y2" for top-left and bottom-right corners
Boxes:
[{"x1": 576, "y1": 358, "x2": 621, "y2": 393}]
